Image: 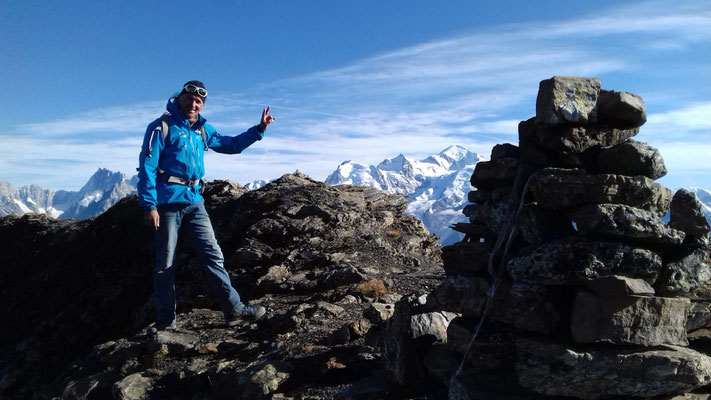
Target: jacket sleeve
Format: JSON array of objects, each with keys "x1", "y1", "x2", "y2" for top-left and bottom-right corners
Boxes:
[
  {"x1": 205, "y1": 125, "x2": 264, "y2": 155},
  {"x1": 137, "y1": 120, "x2": 163, "y2": 211}
]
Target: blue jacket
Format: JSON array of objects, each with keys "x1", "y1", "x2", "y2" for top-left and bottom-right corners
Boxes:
[{"x1": 137, "y1": 95, "x2": 264, "y2": 211}]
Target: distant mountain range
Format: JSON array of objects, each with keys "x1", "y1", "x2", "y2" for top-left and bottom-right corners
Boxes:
[
  {"x1": 325, "y1": 145, "x2": 484, "y2": 245},
  {"x1": 0, "y1": 168, "x2": 137, "y2": 220},
  {"x1": 2, "y1": 148, "x2": 710, "y2": 245}
]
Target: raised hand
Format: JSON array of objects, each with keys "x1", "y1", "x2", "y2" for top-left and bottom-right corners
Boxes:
[{"x1": 258, "y1": 106, "x2": 276, "y2": 132}]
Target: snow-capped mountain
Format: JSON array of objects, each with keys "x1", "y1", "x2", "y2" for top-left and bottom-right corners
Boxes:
[
  {"x1": 0, "y1": 168, "x2": 138, "y2": 220},
  {"x1": 326, "y1": 145, "x2": 485, "y2": 245}
]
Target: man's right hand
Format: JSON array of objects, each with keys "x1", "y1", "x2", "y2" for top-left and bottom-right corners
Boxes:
[{"x1": 144, "y1": 209, "x2": 160, "y2": 230}]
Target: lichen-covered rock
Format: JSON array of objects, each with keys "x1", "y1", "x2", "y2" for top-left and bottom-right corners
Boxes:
[
  {"x1": 507, "y1": 237, "x2": 662, "y2": 285},
  {"x1": 536, "y1": 76, "x2": 600, "y2": 126},
  {"x1": 537, "y1": 125, "x2": 639, "y2": 153},
  {"x1": 570, "y1": 291, "x2": 690, "y2": 346},
  {"x1": 597, "y1": 90, "x2": 647, "y2": 129},
  {"x1": 656, "y1": 246, "x2": 711, "y2": 298},
  {"x1": 516, "y1": 338, "x2": 711, "y2": 399},
  {"x1": 566, "y1": 203, "x2": 685, "y2": 245},
  {"x1": 528, "y1": 168, "x2": 672, "y2": 215},
  {"x1": 670, "y1": 189, "x2": 711, "y2": 237},
  {"x1": 597, "y1": 139, "x2": 666, "y2": 179}
]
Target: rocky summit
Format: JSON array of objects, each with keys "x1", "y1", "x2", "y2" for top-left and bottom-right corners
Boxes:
[
  {"x1": 384, "y1": 76, "x2": 711, "y2": 399},
  {"x1": 0, "y1": 173, "x2": 443, "y2": 399}
]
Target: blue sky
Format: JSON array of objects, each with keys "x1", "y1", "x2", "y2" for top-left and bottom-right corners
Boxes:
[{"x1": 1, "y1": 0, "x2": 709, "y2": 191}]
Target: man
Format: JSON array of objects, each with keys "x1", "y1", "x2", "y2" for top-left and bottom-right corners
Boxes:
[{"x1": 137, "y1": 80, "x2": 274, "y2": 329}]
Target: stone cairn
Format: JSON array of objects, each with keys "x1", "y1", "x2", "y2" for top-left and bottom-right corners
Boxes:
[{"x1": 384, "y1": 76, "x2": 711, "y2": 399}]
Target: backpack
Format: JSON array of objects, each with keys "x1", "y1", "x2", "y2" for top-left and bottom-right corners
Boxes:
[{"x1": 142, "y1": 113, "x2": 209, "y2": 188}]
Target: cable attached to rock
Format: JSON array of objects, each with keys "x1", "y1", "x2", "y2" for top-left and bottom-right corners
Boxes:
[{"x1": 454, "y1": 166, "x2": 535, "y2": 378}]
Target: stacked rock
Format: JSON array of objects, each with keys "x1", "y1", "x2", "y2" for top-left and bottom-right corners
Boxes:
[{"x1": 390, "y1": 76, "x2": 711, "y2": 399}]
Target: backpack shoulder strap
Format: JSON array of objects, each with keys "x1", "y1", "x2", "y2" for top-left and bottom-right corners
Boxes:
[
  {"x1": 159, "y1": 113, "x2": 170, "y2": 143},
  {"x1": 198, "y1": 126, "x2": 208, "y2": 151}
]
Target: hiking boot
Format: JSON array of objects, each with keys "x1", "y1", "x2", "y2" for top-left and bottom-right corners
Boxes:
[{"x1": 226, "y1": 305, "x2": 266, "y2": 327}]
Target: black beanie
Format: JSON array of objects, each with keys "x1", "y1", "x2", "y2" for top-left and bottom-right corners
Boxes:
[{"x1": 180, "y1": 80, "x2": 207, "y2": 100}]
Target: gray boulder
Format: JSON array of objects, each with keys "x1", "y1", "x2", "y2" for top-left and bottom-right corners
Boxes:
[
  {"x1": 597, "y1": 89, "x2": 647, "y2": 128},
  {"x1": 570, "y1": 291, "x2": 690, "y2": 346},
  {"x1": 516, "y1": 338, "x2": 711, "y2": 399},
  {"x1": 507, "y1": 237, "x2": 662, "y2": 285},
  {"x1": 536, "y1": 76, "x2": 600, "y2": 126},
  {"x1": 597, "y1": 139, "x2": 666, "y2": 179},
  {"x1": 670, "y1": 189, "x2": 711, "y2": 237},
  {"x1": 566, "y1": 203, "x2": 685, "y2": 245},
  {"x1": 528, "y1": 168, "x2": 672, "y2": 215}
]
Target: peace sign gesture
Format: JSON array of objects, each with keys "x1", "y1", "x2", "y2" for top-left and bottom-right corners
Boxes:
[{"x1": 258, "y1": 106, "x2": 276, "y2": 132}]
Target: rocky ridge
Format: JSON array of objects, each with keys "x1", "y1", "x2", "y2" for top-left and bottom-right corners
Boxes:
[
  {"x1": 382, "y1": 76, "x2": 711, "y2": 399},
  {"x1": 0, "y1": 173, "x2": 443, "y2": 399}
]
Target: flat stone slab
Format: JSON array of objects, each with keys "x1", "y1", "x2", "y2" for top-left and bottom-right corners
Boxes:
[
  {"x1": 536, "y1": 76, "x2": 600, "y2": 126},
  {"x1": 571, "y1": 291, "x2": 689, "y2": 346},
  {"x1": 528, "y1": 168, "x2": 672, "y2": 215},
  {"x1": 516, "y1": 338, "x2": 711, "y2": 399},
  {"x1": 597, "y1": 139, "x2": 666, "y2": 179},
  {"x1": 537, "y1": 125, "x2": 639, "y2": 153},
  {"x1": 470, "y1": 157, "x2": 520, "y2": 189},
  {"x1": 507, "y1": 237, "x2": 662, "y2": 285},
  {"x1": 566, "y1": 203, "x2": 685, "y2": 245},
  {"x1": 581, "y1": 275, "x2": 654, "y2": 297}
]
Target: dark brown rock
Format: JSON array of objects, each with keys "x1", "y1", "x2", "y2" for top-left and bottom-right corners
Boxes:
[
  {"x1": 597, "y1": 89, "x2": 647, "y2": 129},
  {"x1": 566, "y1": 203, "x2": 685, "y2": 245},
  {"x1": 507, "y1": 237, "x2": 662, "y2": 285},
  {"x1": 537, "y1": 125, "x2": 639, "y2": 153},
  {"x1": 470, "y1": 158, "x2": 520, "y2": 189},
  {"x1": 491, "y1": 281, "x2": 560, "y2": 335},
  {"x1": 597, "y1": 139, "x2": 666, "y2": 179},
  {"x1": 528, "y1": 168, "x2": 672, "y2": 215},
  {"x1": 490, "y1": 143, "x2": 520, "y2": 160},
  {"x1": 518, "y1": 204, "x2": 576, "y2": 245},
  {"x1": 467, "y1": 186, "x2": 512, "y2": 204},
  {"x1": 570, "y1": 291, "x2": 689, "y2": 346},
  {"x1": 442, "y1": 241, "x2": 492, "y2": 277},
  {"x1": 536, "y1": 76, "x2": 600, "y2": 126},
  {"x1": 581, "y1": 275, "x2": 654, "y2": 297},
  {"x1": 670, "y1": 189, "x2": 711, "y2": 237}
]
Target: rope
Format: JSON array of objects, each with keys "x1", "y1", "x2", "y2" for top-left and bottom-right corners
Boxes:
[{"x1": 454, "y1": 167, "x2": 535, "y2": 377}]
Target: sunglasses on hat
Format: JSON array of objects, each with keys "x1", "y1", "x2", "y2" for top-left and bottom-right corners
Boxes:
[{"x1": 183, "y1": 84, "x2": 207, "y2": 98}]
